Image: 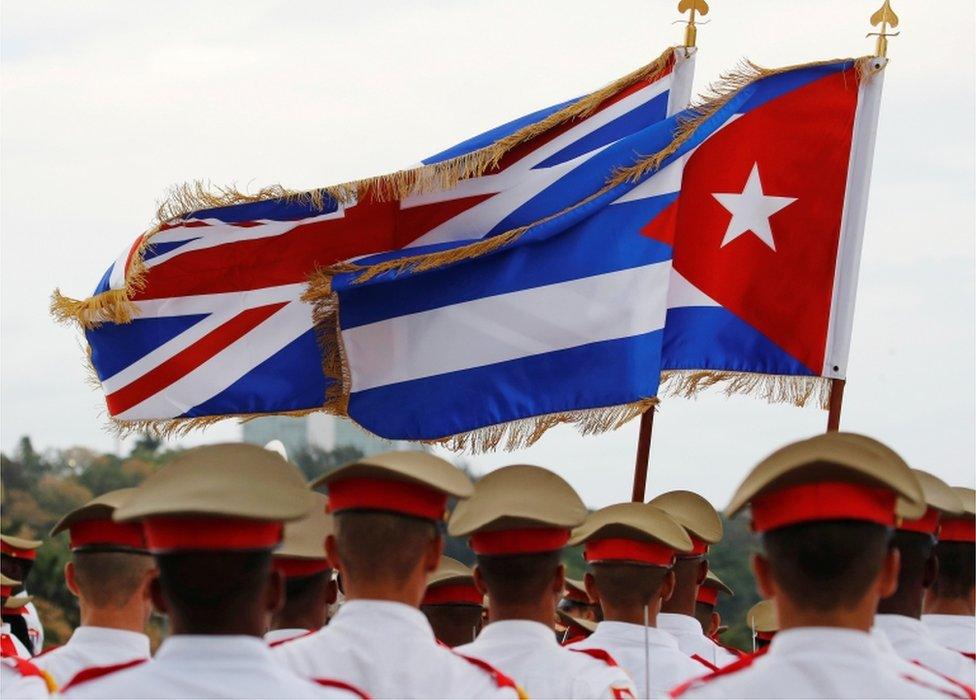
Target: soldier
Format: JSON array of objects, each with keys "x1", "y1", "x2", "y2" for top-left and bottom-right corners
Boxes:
[
  {"x1": 274, "y1": 451, "x2": 520, "y2": 698},
  {"x1": 449, "y1": 464, "x2": 638, "y2": 699},
  {"x1": 33, "y1": 489, "x2": 155, "y2": 687},
  {"x1": 560, "y1": 579, "x2": 602, "y2": 624},
  {"x1": 421, "y1": 555, "x2": 484, "y2": 647},
  {"x1": 746, "y1": 600, "x2": 778, "y2": 651},
  {"x1": 647, "y1": 491, "x2": 736, "y2": 668},
  {"x1": 1, "y1": 575, "x2": 32, "y2": 658},
  {"x1": 923, "y1": 487, "x2": 976, "y2": 656},
  {"x1": 0, "y1": 534, "x2": 43, "y2": 655},
  {"x1": 267, "y1": 493, "x2": 337, "y2": 647},
  {"x1": 875, "y1": 470, "x2": 975, "y2": 686},
  {"x1": 565, "y1": 502, "x2": 707, "y2": 697},
  {"x1": 60, "y1": 443, "x2": 364, "y2": 699},
  {"x1": 672, "y1": 432, "x2": 962, "y2": 698},
  {"x1": 694, "y1": 571, "x2": 734, "y2": 641}
]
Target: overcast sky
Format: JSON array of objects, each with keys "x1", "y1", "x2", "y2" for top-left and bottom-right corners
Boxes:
[{"x1": 2, "y1": 1, "x2": 973, "y2": 510}]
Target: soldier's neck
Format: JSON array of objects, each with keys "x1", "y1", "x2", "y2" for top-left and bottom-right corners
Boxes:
[
  {"x1": 342, "y1": 576, "x2": 425, "y2": 609},
  {"x1": 80, "y1": 600, "x2": 146, "y2": 634},
  {"x1": 924, "y1": 595, "x2": 975, "y2": 616},
  {"x1": 778, "y1": 596, "x2": 876, "y2": 632},
  {"x1": 601, "y1": 601, "x2": 659, "y2": 627},
  {"x1": 489, "y1": 599, "x2": 555, "y2": 628}
]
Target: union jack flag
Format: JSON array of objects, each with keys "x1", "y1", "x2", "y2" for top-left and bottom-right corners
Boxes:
[{"x1": 66, "y1": 48, "x2": 695, "y2": 428}]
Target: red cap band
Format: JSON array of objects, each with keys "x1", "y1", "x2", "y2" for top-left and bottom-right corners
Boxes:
[
  {"x1": 469, "y1": 528, "x2": 570, "y2": 555},
  {"x1": 676, "y1": 536, "x2": 709, "y2": 558},
  {"x1": 422, "y1": 583, "x2": 483, "y2": 606},
  {"x1": 939, "y1": 517, "x2": 976, "y2": 543},
  {"x1": 1, "y1": 607, "x2": 26, "y2": 616},
  {"x1": 583, "y1": 538, "x2": 676, "y2": 566},
  {"x1": 142, "y1": 516, "x2": 283, "y2": 552},
  {"x1": 0, "y1": 541, "x2": 36, "y2": 560},
  {"x1": 898, "y1": 507, "x2": 940, "y2": 535},
  {"x1": 697, "y1": 586, "x2": 719, "y2": 606},
  {"x1": 273, "y1": 557, "x2": 331, "y2": 578},
  {"x1": 750, "y1": 481, "x2": 897, "y2": 533},
  {"x1": 327, "y1": 477, "x2": 447, "y2": 521},
  {"x1": 0, "y1": 586, "x2": 13, "y2": 598},
  {"x1": 69, "y1": 519, "x2": 147, "y2": 551}
]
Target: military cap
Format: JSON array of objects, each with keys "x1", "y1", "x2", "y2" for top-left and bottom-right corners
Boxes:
[
  {"x1": 938, "y1": 486, "x2": 976, "y2": 543},
  {"x1": 569, "y1": 502, "x2": 692, "y2": 566},
  {"x1": 725, "y1": 432, "x2": 925, "y2": 533},
  {"x1": 0, "y1": 534, "x2": 42, "y2": 561},
  {"x1": 0, "y1": 573, "x2": 21, "y2": 599},
  {"x1": 697, "y1": 570, "x2": 734, "y2": 606},
  {"x1": 0, "y1": 573, "x2": 31, "y2": 611},
  {"x1": 422, "y1": 556, "x2": 482, "y2": 606},
  {"x1": 113, "y1": 443, "x2": 316, "y2": 553},
  {"x1": 896, "y1": 470, "x2": 965, "y2": 535},
  {"x1": 273, "y1": 493, "x2": 333, "y2": 578},
  {"x1": 647, "y1": 491, "x2": 723, "y2": 556},
  {"x1": 448, "y1": 465, "x2": 587, "y2": 555},
  {"x1": 556, "y1": 610, "x2": 597, "y2": 636},
  {"x1": 50, "y1": 488, "x2": 147, "y2": 552},
  {"x1": 562, "y1": 578, "x2": 593, "y2": 605},
  {"x1": 747, "y1": 599, "x2": 779, "y2": 640},
  {"x1": 313, "y1": 450, "x2": 472, "y2": 522}
]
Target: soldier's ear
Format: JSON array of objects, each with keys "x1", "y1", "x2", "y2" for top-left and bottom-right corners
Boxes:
[
  {"x1": 583, "y1": 571, "x2": 599, "y2": 603},
  {"x1": 877, "y1": 547, "x2": 900, "y2": 600},
  {"x1": 922, "y1": 551, "x2": 939, "y2": 590},
  {"x1": 551, "y1": 563, "x2": 566, "y2": 596},
  {"x1": 265, "y1": 567, "x2": 285, "y2": 616},
  {"x1": 660, "y1": 568, "x2": 677, "y2": 602},
  {"x1": 325, "y1": 535, "x2": 342, "y2": 574},
  {"x1": 472, "y1": 564, "x2": 489, "y2": 596},
  {"x1": 64, "y1": 561, "x2": 80, "y2": 598},
  {"x1": 708, "y1": 611, "x2": 721, "y2": 638},
  {"x1": 696, "y1": 557, "x2": 709, "y2": 586},
  {"x1": 751, "y1": 552, "x2": 775, "y2": 600},
  {"x1": 149, "y1": 575, "x2": 168, "y2": 615}
]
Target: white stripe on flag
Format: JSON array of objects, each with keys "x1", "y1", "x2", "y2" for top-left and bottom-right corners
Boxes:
[{"x1": 344, "y1": 262, "x2": 671, "y2": 393}]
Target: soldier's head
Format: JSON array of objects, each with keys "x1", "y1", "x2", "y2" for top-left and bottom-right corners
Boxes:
[
  {"x1": 420, "y1": 556, "x2": 484, "y2": 647},
  {"x1": 925, "y1": 487, "x2": 976, "y2": 612},
  {"x1": 694, "y1": 571, "x2": 733, "y2": 636},
  {"x1": 449, "y1": 465, "x2": 587, "y2": 620},
  {"x1": 557, "y1": 578, "x2": 602, "y2": 623},
  {"x1": 0, "y1": 535, "x2": 41, "y2": 587},
  {"x1": 646, "y1": 491, "x2": 723, "y2": 615},
  {"x1": 1, "y1": 573, "x2": 33, "y2": 652},
  {"x1": 319, "y1": 452, "x2": 472, "y2": 606},
  {"x1": 727, "y1": 433, "x2": 925, "y2": 630}
]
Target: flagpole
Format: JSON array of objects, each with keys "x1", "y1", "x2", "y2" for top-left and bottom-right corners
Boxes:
[{"x1": 825, "y1": 379, "x2": 845, "y2": 432}]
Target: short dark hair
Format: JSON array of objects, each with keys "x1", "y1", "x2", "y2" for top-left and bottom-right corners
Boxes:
[
  {"x1": 155, "y1": 550, "x2": 271, "y2": 630},
  {"x1": 421, "y1": 604, "x2": 483, "y2": 647},
  {"x1": 931, "y1": 541, "x2": 975, "y2": 599},
  {"x1": 73, "y1": 551, "x2": 154, "y2": 608},
  {"x1": 475, "y1": 551, "x2": 561, "y2": 606},
  {"x1": 590, "y1": 562, "x2": 669, "y2": 608},
  {"x1": 283, "y1": 569, "x2": 332, "y2": 607},
  {"x1": 890, "y1": 530, "x2": 935, "y2": 590},
  {"x1": 334, "y1": 511, "x2": 438, "y2": 584},
  {"x1": 762, "y1": 520, "x2": 892, "y2": 611}
]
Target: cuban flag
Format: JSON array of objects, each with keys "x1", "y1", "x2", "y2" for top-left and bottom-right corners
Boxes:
[
  {"x1": 55, "y1": 48, "x2": 695, "y2": 430},
  {"x1": 661, "y1": 57, "x2": 887, "y2": 403}
]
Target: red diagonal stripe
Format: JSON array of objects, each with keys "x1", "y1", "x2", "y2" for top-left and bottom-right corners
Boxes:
[{"x1": 105, "y1": 302, "x2": 287, "y2": 416}]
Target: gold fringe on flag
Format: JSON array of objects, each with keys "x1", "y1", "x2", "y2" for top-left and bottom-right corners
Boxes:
[{"x1": 659, "y1": 370, "x2": 832, "y2": 409}]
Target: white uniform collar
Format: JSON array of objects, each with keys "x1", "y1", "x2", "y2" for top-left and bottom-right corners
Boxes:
[
  {"x1": 477, "y1": 619, "x2": 558, "y2": 646},
  {"x1": 155, "y1": 634, "x2": 274, "y2": 663},
  {"x1": 331, "y1": 599, "x2": 436, "y2": 640},
  {"x1": 874, "y1": 613, "x2": 931, "y2": 641},
  {"x1": 264, "y1": 628, "x2": 311, "y2": 645},
  {"x1": 657, "y1": 612, "x2": 705, "y2": 635},
  {"x1": 67, "y1": 626, "x2": 151, "y2": 656},
  {"x1": 591, "y1": 620, "x2": 682, "y2": 648},
  {"x1": 769, "y1": 627, "x2": 879, "y2": 658}
]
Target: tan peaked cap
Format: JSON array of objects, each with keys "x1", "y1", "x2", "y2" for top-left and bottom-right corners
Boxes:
[
  {"x1": 448, "y1": 464, "x2": 586, "y2": 536},
  {"x1": 0, "y1": 534, "x2": 42, "y2": 551},
  {"x1": 747, "y1": 599, "x2": 779, "y2": 633},
  {"x1": 50, "y1": 488, "x2": 138, "y2": 537},
  {"x1": 569, "y1": 502, "x2": 693, "y2": 552},
  {"x1": 832, "y1": 433, "x2": 926, "y2": 519},
  {"x1": 896, "y1": 470, "x2": 966, "y2": 520},
  {"x1": 5, "y1": 594, "x2": 32, "y2": 608},
  {"x1": 276, "y1": 493, "x2": 332, "y2": 560},
  {"x1": 0, "y1": 573, "x2": 21, "y2": 587},
  {"x1": 556, "y1": 610, "x2": 597, "y2": 634},
  {"x1": 701, "y1": 570, "x2": 734, "y2": 596},
  {"x1": 952, "y1": 487, "x2": 976, "y2": 516},
  {"x1": 312, "y1": 450, "x2": 473, "y2": 498},
  {"x1": 426, "y1": 555, "x2": 475, "y2": 588},
  {"x1": 725, "y1": 432, "x2": 925, "y2": 519},
  {"x1": 113, "y1": 443, "x2": 316, "y2": 523},
  {"x1": 563, "y1": 578, "x2": 592, "y2": 603},
  {"x1": 647, "y1": 491, "x2": 723, "y2": 544}
]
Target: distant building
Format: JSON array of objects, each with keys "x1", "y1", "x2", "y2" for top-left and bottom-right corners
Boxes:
[{"x1": 241, "y1": 414, "x2": 413, "y2": 458}]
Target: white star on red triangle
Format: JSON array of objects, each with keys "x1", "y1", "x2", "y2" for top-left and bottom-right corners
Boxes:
[{"x1": 712, "y1": 163, "x2": 797, "y2": 251}]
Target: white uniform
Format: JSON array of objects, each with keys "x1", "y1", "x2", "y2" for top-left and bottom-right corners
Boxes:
[
  {"x1": 455, "y1": 619, "x2": 637, "y2": 699},
  {"x1": 60, "y1": 635, "x2": 363, "y2": 698},
  {"x1": 924, "y1": 615, "x2": 976, "y2": 655},
  {"x1": 656, "y1": 614, "x2": 738, "y2": 669},
  {"x1": 0, "y1": 656, "x2": 51, "y2": 699},
  {"x1": 274, "y1": 600, "x2": 520, "y2": 699},
  {"x1": 875, "y1": 614, "x2": 976, "y2": 687},
  {"x1": 264, "y1": 628, "x2": 312, "y2": 646},
  {"x1": 32, "y1": 626, "x2": 150, "y2": 688},
  {"x1": 673, "y1": 628, "x2": 966, "y2": 698},
  {"x1": 1, "y1": 622, "x2": 32, "y2": 658},
  {"x1": 567, "y1": 621, "x2": 706, "y2": 698},
  {"x1": 21, "y1": 599, "x2": 43, "y2": 656},
  {"x1": 872, "y1": 627, "x2": 976, "y2": 697}
]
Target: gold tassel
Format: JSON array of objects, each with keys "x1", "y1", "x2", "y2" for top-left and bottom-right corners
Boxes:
[{"x1": 659, "y1": 370, "x2": 832, "y2": 409}]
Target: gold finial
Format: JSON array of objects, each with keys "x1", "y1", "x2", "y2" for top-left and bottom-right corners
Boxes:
[
  {"x1": 677, "y1": 0, "x2": 709, "y2": 48},
  {"x1": 867, "y1": 0, "x2": 900, "y2": 58}
]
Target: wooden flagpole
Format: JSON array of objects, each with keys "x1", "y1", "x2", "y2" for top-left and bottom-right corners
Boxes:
[{"x1": 825, "y1": 378, "x2": 845, "y2": 432}]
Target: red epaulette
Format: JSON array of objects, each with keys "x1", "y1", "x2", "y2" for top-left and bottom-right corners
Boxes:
[
  {"x1": 690, "y1": 653, "x2": 720, "y2": 671},
  {"x1": 313, "y1": 677, "x2": 371, "y2": 698},
  {"x1": 961, "y1": 652, "x2": 976, "y2": 661},
  {"x1": 669, "y1": 650, "x2": 762, "y2": 698},
  {"x1": 269, "y1": 629, "x2": 316, "y2": 648},
  {"x1": 60, "y1": 658, "x2": 147, "y2": 693},
  {"x1": 910, "y1": 660, "x2": 976, "y2": 699},
  {"x1": 569, "y1": 647, "x2": 621, "y2": 667},
  {"x1": 450, "y1": 649, "x2": 522, "y2": 695}
]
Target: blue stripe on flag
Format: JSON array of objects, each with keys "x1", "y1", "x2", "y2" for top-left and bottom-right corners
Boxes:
[
  {"x1": 340, "y1": 193, "x2": 676, "y2": 328},
  {"x1": 738, "y1": 61, "x2": 854, "y2": 115},
  {"x1": 86, "y1": 313, "x2": 208, "y2": 381},
  {"x1": 187, "y1": 196, "x2": 340, "y2": 224},
  {"x1": 182, "y1": 328, "x2": 327, "y2": 417},
  {"x1": 348, "y1": 330, "x2": 663, "y2": 440},
  {"x1": 662, "y1": 306, "x2": 815, "y2": 376},
  {"x1": 93, "y1": 265, "x2": 113, "y2": 295}
]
